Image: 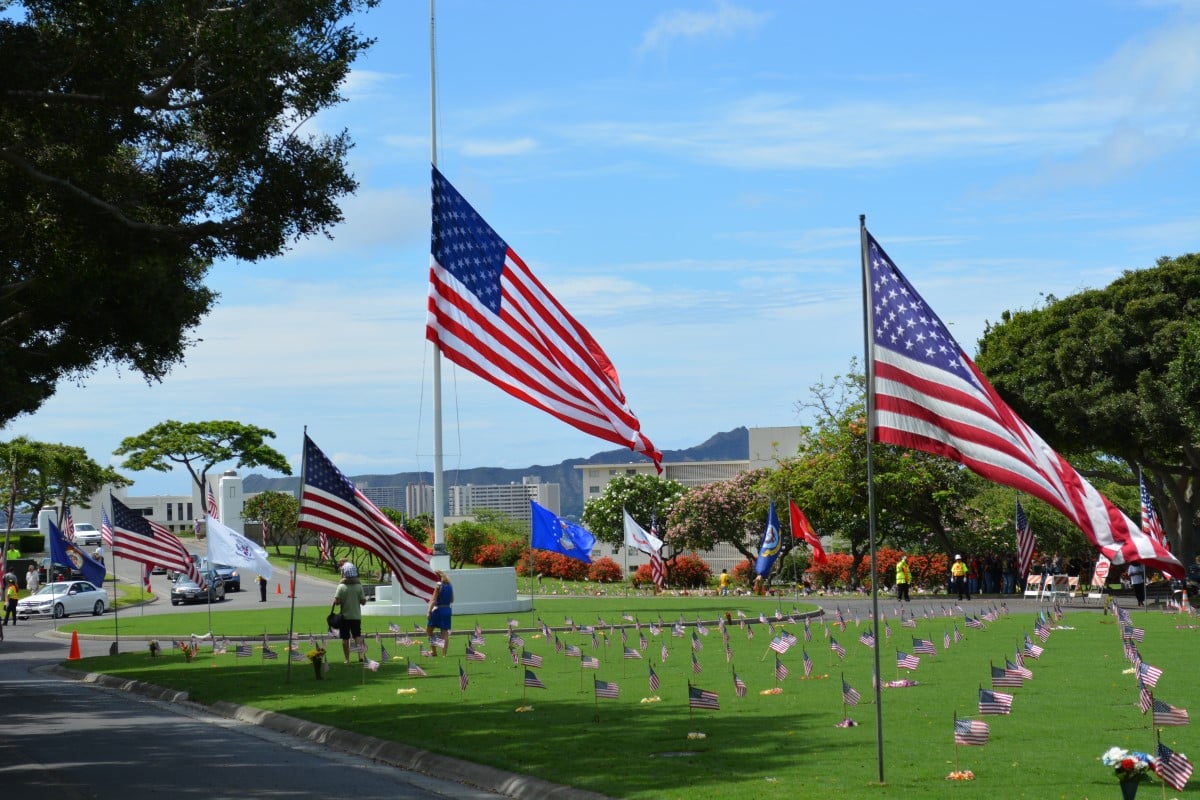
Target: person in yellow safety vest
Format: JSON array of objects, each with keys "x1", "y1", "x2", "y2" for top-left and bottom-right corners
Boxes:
[
  {"x1": 3, "y1": 577, "x2": 18, "y2": 626},
  {"x1": 951, "y1": 554, "x2": 970, "y2": 601},
  {"x1": 895, "y1": 554, "x2": 912, "y2": 602}
]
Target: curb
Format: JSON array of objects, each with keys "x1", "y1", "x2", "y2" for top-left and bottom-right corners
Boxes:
[{"x1": 48, "y1": 664, "x2": 614, "y2": 800}]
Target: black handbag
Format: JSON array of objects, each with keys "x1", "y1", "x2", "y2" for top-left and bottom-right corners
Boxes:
[{"x1": 326, "y1": 603, "x2": 343, "y2": 629}]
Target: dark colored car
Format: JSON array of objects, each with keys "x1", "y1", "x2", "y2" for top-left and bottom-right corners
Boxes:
[
  {"x1": 38, "y1": 557, "x2": 82, "y2": 584},
  {"x1": 201, "y1": 558, "x2": 241, "y2": 592},
  {"x1": 170, "y1": 570, "x2": 226, "y2": 605}
]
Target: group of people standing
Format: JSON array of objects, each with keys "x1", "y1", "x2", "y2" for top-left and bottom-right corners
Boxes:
[{"x1": 329, "y1": 561, "x2": 454, "y2": 663}]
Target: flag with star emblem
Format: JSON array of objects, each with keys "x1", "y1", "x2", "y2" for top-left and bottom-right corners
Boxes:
[
  {"x1": 530, "y1": 501, "x2": 596, "y2": 564},
  {"x1": 426, "y1": 165, "x2": 661, "y2": 470}
]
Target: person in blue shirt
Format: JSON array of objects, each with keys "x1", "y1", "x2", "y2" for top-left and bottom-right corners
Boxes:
[{"x1": 425, "y1": 572, "x2": 453, "y2": 656}]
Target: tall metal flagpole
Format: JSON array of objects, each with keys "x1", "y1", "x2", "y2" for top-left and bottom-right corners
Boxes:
[
  {"x1": 429, "y1": 0, "x2": 449, "y2": 569},
  {"x1": 286, "y1": 427, "x2": 309, "y2": 683},
  {"x1": 860, "y1": 214, "x2": 886, "y2": 784}
]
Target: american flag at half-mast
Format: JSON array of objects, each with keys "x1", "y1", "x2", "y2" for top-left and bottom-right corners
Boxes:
[
  {"x1": 1015, "y1": 500, "x2": 1036, "y2": 577},
  {"x1": 863, "y1": 231, "x2": 1181, "y2": 577},
  {"x1": 426, "y1": 166, "x2": 661, "y2": 472},
  {"x1": 298, "y1": 435, "x2": 438, "y2": 600},
  {"x1": 110, "y1": 494, "x2": 205, "y2": 588}
]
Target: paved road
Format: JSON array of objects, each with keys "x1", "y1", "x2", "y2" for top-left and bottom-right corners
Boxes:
[{"x1": 0, "y1": 546, "x2": 520, "y2": 800}]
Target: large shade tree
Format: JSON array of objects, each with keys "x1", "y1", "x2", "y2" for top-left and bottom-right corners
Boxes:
[
  {"x1": 115, "y1": 420, "x2": 291, "y2": 496},
  {"x1": 0, "y1": 0, "x2": 375, "y2": 422},
  {"x1": 580, "y1": 473, "x2": 687, "y2": 550},
  {"x1": 975, "y1": 253, "x2": 1200, "y2": 561}
]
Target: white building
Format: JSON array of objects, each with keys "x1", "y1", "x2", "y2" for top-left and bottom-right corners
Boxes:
[
  {"x1": 577, "y1": 426, "x2": 805, "y2": 575},
  {"x1": 448, "y1": 476, "x2": 560, "y2": 521}
]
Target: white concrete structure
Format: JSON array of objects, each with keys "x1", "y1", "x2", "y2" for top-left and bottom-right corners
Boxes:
[{"x1": 364, "y1": 566, "x2": 531, "y2": 616}]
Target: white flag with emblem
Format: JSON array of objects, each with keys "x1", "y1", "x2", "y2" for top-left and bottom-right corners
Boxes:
[{"x1": 206, "y1": 515, "x2": 273, "y2": 580}]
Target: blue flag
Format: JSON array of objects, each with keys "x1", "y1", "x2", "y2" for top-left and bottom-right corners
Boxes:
[
  {"x1": 754, "y1": 500, "x2": 782, "y2": 578},
  {"x1": 530, "y1": 501, "x2": 595, "y2": 564},
  {"x1": 48, "y1": 519, "x2": 106, "y2": 587}
]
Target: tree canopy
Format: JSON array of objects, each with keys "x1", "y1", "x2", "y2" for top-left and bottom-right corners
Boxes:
[
  {"x1": 0, "y1": 0, "x2": 375, "y2": 422},
  {"x1": 975, "y1": 252, "x2": 1200, "y2": 560},
  {"x1": 580, "y1": 473, "x2": 687, "y2": 549},
  {"x1": 115, "y1": 420, "x2": 291, "y2": 493}
]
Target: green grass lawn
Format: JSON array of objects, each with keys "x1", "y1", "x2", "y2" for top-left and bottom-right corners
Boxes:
[{"x1": 64, "y1": 599, "x2": 1197, "y2": 800}]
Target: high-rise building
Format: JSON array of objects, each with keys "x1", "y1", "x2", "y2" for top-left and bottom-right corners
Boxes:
[{"x1": 448, "y1": 476, "x2": 560, "y2": 521}]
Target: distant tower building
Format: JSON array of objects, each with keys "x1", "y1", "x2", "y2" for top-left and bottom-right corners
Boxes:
[
  {"x1": 406, "y1": 481, "x2": 436, "y2": 517},
  {"x1": 448, "y1": 476, "x2": 560, "y2": 522},
  {"x1": 356, "y1": 484, "x2": 406, "y2": 513}
]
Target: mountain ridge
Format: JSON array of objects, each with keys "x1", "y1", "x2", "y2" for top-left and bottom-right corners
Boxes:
[{"x1": 243, "y1": 426, "x2": 750, "y2": 518}]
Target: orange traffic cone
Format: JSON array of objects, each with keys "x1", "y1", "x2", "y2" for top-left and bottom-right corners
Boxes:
[
  {"x1": 68, "y1": 630, "x2": 81, "y2": 660},
  {"x1": 276, "y1": 583, "x2": 282, "y2": 594}
]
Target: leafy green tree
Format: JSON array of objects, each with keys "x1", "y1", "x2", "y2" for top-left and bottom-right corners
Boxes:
[
  {"x1": 666, "y1": 469, "x2": 772, "y2": 566},
  {"x1": 580, "y1": 473, "x2": 687, "y2": 549},
  {"x1": 0, "y1": 436, "x2": 42, "y2": 556},
  {"x1": 241, "y1": 490, "x2": 299, "y2": 555},
  {"x1": 115, "y1": 420, "x2": 291, "y2": 495},
  {"x1": 31, "y1": 442, "x2": 130, "y2": 518},
  {"x1": 0, "y1": 0, "x2": 375, "y2": 422},
  {"x1": 446, "y1": 521, "x2": 491, "y2": 569},
  {"x1": 975, "y1": 253, "x2": 1200, "y2": 560}
]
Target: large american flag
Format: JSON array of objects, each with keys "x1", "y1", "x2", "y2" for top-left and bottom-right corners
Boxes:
[
  {"x1": 110, "y1": 494, "x2": 203, "y2": 587},
  {"x1": 298, "y1": 435, "x2": 438, "y2": 600},
  {"x1": 864, "y1": 232, "x2": 1180, "y2": 576},
  {"x1": 426, "y1": 166, "x2": 661, "y2": 471},
  {"x1": 1015, "y1": 500, "x2": 1036, "y2": 577}
]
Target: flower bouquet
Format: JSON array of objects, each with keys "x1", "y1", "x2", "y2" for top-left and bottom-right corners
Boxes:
[
  {"x1": 306, "y1": 646, "x2": 326, "y2": 679},
  {"x1": 1101, "y1": 747, "x2": 1158, "y2": 782},
  {"x1": 177, "y1": 640, "x2": 196, "y2": 662},
  {"x1": 1102, "y1": 747, "x2": 1158, "y2": 798}
]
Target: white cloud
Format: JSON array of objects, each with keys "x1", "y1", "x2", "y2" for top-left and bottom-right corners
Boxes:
[
  {"x1": 459, "y1": 137, "x2": 539, "y2": 157},
  {"x1": 638, "y1": 1, "x2": 770, "y2": 54}
]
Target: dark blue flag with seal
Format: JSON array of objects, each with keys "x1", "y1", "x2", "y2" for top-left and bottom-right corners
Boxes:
[
  {"x1": 48, "y1": 519, "x2": 106, "y2": 586},
  {"x1": 754, "y1": 499, "x2": 783, "y2": 578},
  {"x1": 530, "y1": 500, "x2": 595, "y2": 564}
]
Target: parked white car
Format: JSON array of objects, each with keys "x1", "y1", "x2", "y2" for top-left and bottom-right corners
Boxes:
[
  {"x1": 16, "y1": 581, "x2": 107, "y2": 619},
  {"x1": 72, "y1": 523, "x2": 103, "y2": 547}
]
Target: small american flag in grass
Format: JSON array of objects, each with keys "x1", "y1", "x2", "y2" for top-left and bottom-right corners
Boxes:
[
  {"x1": 408, "y1": 662, "x2": 427, "y2": 677},
  {"x1": 524, "y1": 669, "x2": 546, "y2": 689},
  {"x1": 896, "y1": 651, "x2": 919, "y2": 671},
  {"x1": 623, "y1": 647, "x2": 642, "y2": 660},
  {"x1": 691, "y1": 653, "x2": 702, "y2": 674},
  {"x1": 979, "y1": 688, "x2": 1013, "y2": 715},
  {"x1": 954, "y1": 718, "x2": 989, "y2": 746},
  {"x1": 1156, "y1": 741, "x2": 1194, "y2": 791},
  {"x1": 830, "y1": 638, "x2": 846, "y2": 659},
  {"x1": 688, "y1": 685, "x2": 719, "y2": 710},
  {"x1": 459, "y1": 664, "x2": 469, "y2": 692},
  {"x1": 594, "y1": 679, "x2": 619, "y2": 699},
  {"x1": 581, "y1": 655, "x2": 600, "y2": 670},
  {"x1": 520, "y1": 651, "x2": 543, "y2": 668},
  {"x1": 648, "y1": 664, "x2": 660, "y2": 693},
  {"x1": 1153, "y1": 698, "x2": 1190, "y2": 727},
  {"x1": 842, "y1": 680, "x2": 861, "y2": 706},
  {"x1": 912, "y1": 638, "x2": 936, "y2": 656},
  {"x1": 734, "y1": 671, "x2": 747, "y2": 697},
  {"x1": 775, "y1": 657, "x2": 789, "y2": 681},
  {"x1": 466, "y1": 645, "x2": 486, "y2": 662},
  {"x1": 991, "y1": 665, "x2": 1022, "y2": 688}
]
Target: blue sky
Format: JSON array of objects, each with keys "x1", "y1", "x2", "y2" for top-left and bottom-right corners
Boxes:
[{"x1": 7, "y1": 1, "x2": 1200, "y2": 497}]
